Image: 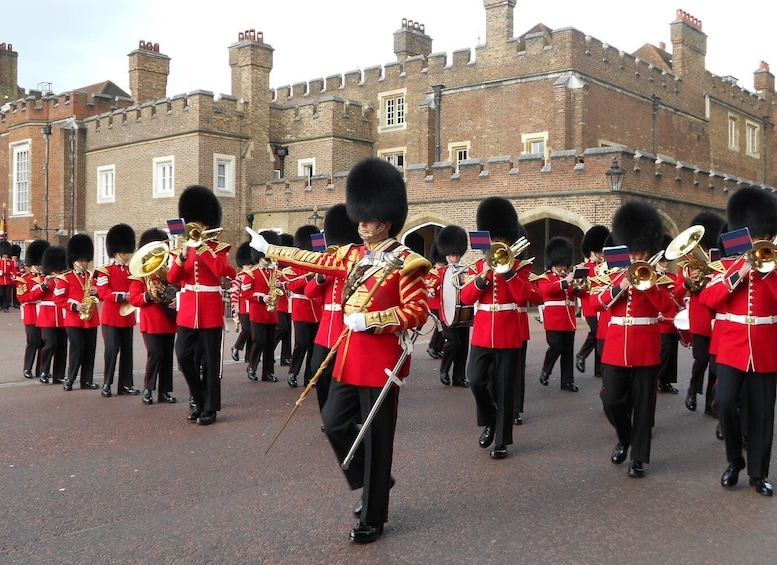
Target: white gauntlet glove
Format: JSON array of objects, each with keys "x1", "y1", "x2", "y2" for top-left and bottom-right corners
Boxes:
[
  {"x1": 343, "y1": 312, "x2": 367, "y2": 332},
  {"x1": 246, "y1": 227, "x2": 269, "y2": 254}
]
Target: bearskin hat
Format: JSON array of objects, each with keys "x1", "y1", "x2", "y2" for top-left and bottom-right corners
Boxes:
[
  {"x1": 294, "y1": 224, "x2": 321, "y2": 252},
  {"x1": 41, "y1": 245, "x2": 67, "y2": 275},
  {"x1": 0, "y1": 241, "x2": 10, "y2": 257},
  {"x1": 323, "y1": 203, "x2": 360, "y2": 246},
  {"x1": 67, "y1": 233, "x2": 94, "y2": 264},
  {"x1": 661, "y1": 233, "x2": 673, "y2": 254},
  {"x1": 178, "y1": 185, "x2": 222, "y2": 228},
  {"x1": 10, "y1": 244, "x2": 20, "y2": 258},
  {"x1": 235, "y1": 241, "x2": 254, "y2": 267},
  {"x1": 279, "y1": 233, "x2": 294, "y2": 247},
  {"x1": 437, "y1": 225, "x2": 468, "y2": 257},
  {"x1": 611, "y1": 201, "x2": 664, "y2": 255},
  {"x1": 106, "y1": 223, "x2": 136, "y2": 256},
  {"x1": 251, "y1": 230, "x2": 281, "y2": 263},
  {"x1": 688, "y1": 212, "x2": 725, "y2": 251},
  {"x1": 581, "y1": 225, "x2": 610, "y2": 257},
  {"x1": 476, "y1": 197, "x2": 521, "y2": 243},
  {"x1": 544, "y1": 236, "x2": 574, "y2": 268},
  {"x1": 726, "y1": 187, "x2": 777, "y2": 240},
  {"x1": 138, "y1": 228, "x2": 169, "y2": 249},
  {"x1": 345, "y1": 157, "x2": 407, "y2": 238},
  {"x1": 430, "y1": 241, "x2": 445, "y2": 266},
  {"x1": 25, "y1": 239, "x2": 50, "y2": 267}
]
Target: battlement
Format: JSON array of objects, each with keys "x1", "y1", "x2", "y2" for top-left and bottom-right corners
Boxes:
[{"x1": 0, "y1": 89, "x2": 130, "y2": 128}]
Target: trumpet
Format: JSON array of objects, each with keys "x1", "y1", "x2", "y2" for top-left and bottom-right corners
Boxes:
[
  {"x1": 626, "y1": 251, "x2": 665, "y2": 291},
  {"x1": 747, "y1": 238, "x2": 777, "y2": 273},
  {"x1": 665, "y1": 225, "x2": 712, "y2": 291},
  {"x1": 183, "y1": 221, "x2": 223, "y2": 248}
]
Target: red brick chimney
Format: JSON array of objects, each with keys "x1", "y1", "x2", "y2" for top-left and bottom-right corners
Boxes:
[{"x1": 128, "y1": 41, "x2": 170, "y2": 103}]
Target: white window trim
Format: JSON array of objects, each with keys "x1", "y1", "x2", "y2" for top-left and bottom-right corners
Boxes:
[
  {"x1": 521, "y1": 131, "x2": 548, "y2": 158},
  {"x1": 378, "y1": 147, "x2": 407, "y2": 169},
  {"x1": 297, "y1": 158, "x2": 316, "y2": 186},
  {"x1": 152, "y1": 156, "x2": 175, "y2": 199},
  {"x1": 213, "y1": 153, "x2": 236, "y2": 197},
  {"x1": 97, "y1": 164, "x2": 116, "y2": 204},
  {"x1": 745, "y1": 120, "x2": 760, "y2": 158},
  {"x1": 11, "y1": 140, "x2": 32, "y2": 216},
  {"x1": 448, "y1": 141, "x2": 471, "y2": 172},
  {"x1": 728, "y1": 114, "x2": 739, "y2": 151},
  {"x1": 378, "y1": 88, "x2": 408, "y2": 133},
  {"x1": 94, "y1": 230, "x2": 109, "y2": 268}
]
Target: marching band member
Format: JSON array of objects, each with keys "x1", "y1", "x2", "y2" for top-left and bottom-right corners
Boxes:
[
  {"x1": 460, "y1": 197, "x2": 541, "y2": 459},
  {"x1": 285, "y1": 225, "x2": 323, "y2": 388},
  {"x1": 128, "y1": 228, "x2": 178, "y2": 405},
  {"x1": 274, "y1": 232, "x2": 294, "y2": 367},
  {"x1": 168, "y1": 185, "x2": 236, "y2": 426},
  {"x1": 31, "y1": 245, "x2": 69, "y2": 384},
  {"x1": 511, "y1": 223, "x2": 534, "y2": 426},
  {"x1": 537, "y1": 236, "x2": 581, "y2": 392},
  {"x1": 575, "y1": 225, "x2": 610, "y2": 378},
  {"x1": 425, "y1": 242, "x2": 446, "y2": 360},
  {"x1": 16, "y1": 239, "x2": 49, "y2": 379},
  {"x1": 230, "y1": 242, "x2": 255, "y2": 364},
  {"x1": 436, "y1": 224, "x2": 471, "y2": 388},
  {"x1": 656, "y1": 236, "x2": 682, "y2": 394},
  {"x1": 56, "y1": 234, "x2": 101, "y2": 391},
  {"x1": 594, "y1": 202, "x2": 673, "y2": 478},
  {"x1": 96, "y1": 224, "x2": 139, "y2": 397},
  {"x1": 247, "y1": 230, "x2": 281, "y2": 383},
  {"x1": 304, "y1": 203, "x2": 361, "y2": 412},
  {"x1": 0, "y1": 240, "x2": 14, "y2": 312},
  {"x1": 701, "y1": 187, "x2": 777, "y2": 496},
  {"x1": 248, "y1": 157, "x2": 429, "y2": 544}
]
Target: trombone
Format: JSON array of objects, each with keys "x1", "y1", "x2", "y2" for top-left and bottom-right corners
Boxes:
[
  {"x1": 451, "y1": 237, "x2": 532, "y2": 289},
  {"x1": 183, "y1": 221, "x2": 223, "y2": 248}
]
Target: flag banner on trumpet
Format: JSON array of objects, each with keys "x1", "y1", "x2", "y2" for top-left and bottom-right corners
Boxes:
[
  {"x1": 310, "y1": 232, "x2": 327, "y2": 252},
  {"x1": 709, "y1": 248, "x2": 721, "y2": 261},
  {"x1": 603, "y1": 245, "x2": 632, "y2": 269},
  {"x1": 720, "y1": 228, "x2": 753, "y2": 256},
  {"x1": 166, "y1": 218, "x2": 187, "y2": 235},
  {"x1": 573, "y1": 267, "x2": 590, "y2": 279},
  {"x1": 469, "y1": 231, "x2": 492, "y2": 251}
]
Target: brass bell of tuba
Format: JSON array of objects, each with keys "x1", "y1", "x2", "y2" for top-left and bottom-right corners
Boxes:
[
  {"x1": 665, "y1": 225, "x2": 711, "y2": 291},
  {"x1": 125, "y1": 240, "x2": 173, "y2": 311}
]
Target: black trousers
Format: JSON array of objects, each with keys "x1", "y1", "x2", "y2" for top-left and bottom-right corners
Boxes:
[
  {"x1": 468, "y1": 345, "x2": 518, "y2": 446},
  {"x1": 66, "y1": 326, "x2": 97, "y2": 384},
  {"x1": 513, "y1": 341, "x2": 527, "y2": 414},
  {"x1": 143, "y1": 332, "x2": 175, "y2": 393},
  {"x1": 311, "y1": 343, "x2": 335, "y2": 412},
  {"x1": 233, "y1": 313, "x2": 252, "y2": 356},
  {"x1": 102, "y1": 325, "x2": 134, "y2": 388},
  {"x1": 715, "y1": 364, "x2": 776, "y2": 480},
  {"x1": 322, "y1": 379, "x2": 398, "y2": 525},
  {"x1": 658, "y1": 332, "x2": 679, "y2": 385},
  {"x1": 249, "y1": 322, "x2": 276, "y2": 377},
  {"x1": 440, "y1": 323, "x2": 469, "y2": 384},
  {"x1": 40, "y1": 326, "x2": 67, "y2": 380},
  {"x1": 274, "y1": 311, "x2": 292, "y2": 362},
  {"x1": 0, "y1": 284, "x2": 11, "y2": 310},
  {"x1": 428, "y1": 308, "x2": 444, "y2": 352},
  {"x1": 289, "y1": 321, "x2": 319, "y2": 384},
  {"x1": 577, "y1": 315, "x2": 601, "y2": 376},
  {"x1": 542, "y1": 329, "x2": 575, "y2": 386},
  {"x1": 23, "y1": 324, "x2": 44, "y2": 375},
  {"x1": 176, "y1": 326, "x2": 223, "y2": 412},
  {"x1": 689, "y1": 333, "x2": 717, "y2": 414},
  {"x1": 600, "y1": 363, "x2": 658, "y2": 463}
]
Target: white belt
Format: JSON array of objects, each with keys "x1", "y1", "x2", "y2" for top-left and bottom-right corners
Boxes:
[
  {"x1": 291, "y1": 293, "x2": 309, "y2": 300},
  {"x1": 477, "y1": 303, "x2": 519, "y2": 312},
  {"x1": 721, "y1": 313, "x2": 777, "y2": 325},
  {"x1": 324, "y1": 303, "x2": 342, "y2": 311},
  {"x1": 183, "y1": 284, "x2": 222, "y2": 293},
  {"x1": 38, "y1": 300, "x2": 56, "y2": 307},
  {"x1": 543, "y1": 300, "x2": 571, "y2": 307},
  {"x1": 610, "y1": 316, "x2": 658, "y2": 326}
]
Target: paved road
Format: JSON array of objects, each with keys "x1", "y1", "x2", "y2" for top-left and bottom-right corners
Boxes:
[{"x1": 1, "y1": 308, "x2": 775, "y2": 564}]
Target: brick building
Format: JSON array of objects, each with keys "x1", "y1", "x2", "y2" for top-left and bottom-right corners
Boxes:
[{"x1": 1, "y1": 1, "x2": 775, "y2": 269}]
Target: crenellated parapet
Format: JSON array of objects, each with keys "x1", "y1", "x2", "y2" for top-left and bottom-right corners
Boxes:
[
  {"x1": 0, "y1": 89, "x2": 130, "y2": 129},
  {"x1": 270, "y1": 95, "x2": 373, "y2": 142}
]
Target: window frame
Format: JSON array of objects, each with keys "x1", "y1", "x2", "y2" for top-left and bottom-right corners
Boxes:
[
  {"x1": 152, "y1": 156, "x2": 175, "y2": 199},
  {"x1": 728, "y1": 114, "x2": 739, "y2": 151},
  {"x1": 213, "y1": 153, "x2": 236, "y2": 197},
  {"x1": 11, "y1": 140, "x2": 32, "y2": 216},
  {"x1": 378, "y1": 88, "x2": 408, "y2": 133},
  {"x1": 378, "y1": 147, "x2": 406, "y2": 170},
  {"x1": 94, "y1": 230, "x2": 109, "y2": 268},
  {"x1": 746, "y1": 120, "x2": 760, "y2": 158},
  {"x1": 96, "y1": 164, "x2": 116, "y2": 204},
  {"x1": 521, "y1": 131, "x2": 549, "y2": 161},
  {"x1": 297, "y1": 158, "x2": 316, "y2": 186},
  {"x1": 448, "y1": 141, "x2": 471, "y2": 172}
]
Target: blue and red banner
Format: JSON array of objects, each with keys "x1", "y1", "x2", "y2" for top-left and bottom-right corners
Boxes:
[
  {"x1": 166, "y1": 218, "x2": 186, "y2": 235},
  {"x1": 720, "y1": 227, "x2": 752, "y2": 256},
  {"x1": 602, "y1": 245, "x2": 632, "y2": 269},
  {"x1": 310, "y1": 232, "x2": 327, "y2": 252},
  {"x1": 469, "y1": 230, "x2": 492, "y2": 251}
]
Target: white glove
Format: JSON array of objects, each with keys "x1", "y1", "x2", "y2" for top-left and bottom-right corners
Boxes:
[
  {"x1": 246, "y1": 227, "x2": 269, "y2": 254},
  {"x1": 343, "y1": 312, "x2": 367, "y2": 332}
]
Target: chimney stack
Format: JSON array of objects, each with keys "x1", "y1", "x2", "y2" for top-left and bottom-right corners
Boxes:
[{"x1": 128, "y1": 41, "x2": 170, "y2": 103}]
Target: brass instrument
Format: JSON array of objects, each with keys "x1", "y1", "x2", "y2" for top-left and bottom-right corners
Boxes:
[
  {"x1": 183, "y1": 221, "x2": 223, "y2": 248},
  {"x1": 74, "y1": 262, "x2": 99, "y2": 321},
  {"x1": 747, "y1": 238, "x2": 777, "y2": 273},
  {"x1": 125, "y1": 239, "x2": 174, "y2": 315},
  {"x1": 264, "y1": 262, "x2": 284, "y2": 313},
  {"x1": 665, "y1": 225, "x2": 712, "y2": 291},
  {"x1": 626, "y1": 251, "x2": 665, "y2": 291},
  {"x1": 451, "y1": 236, "x2": 533, "y2": 289}
]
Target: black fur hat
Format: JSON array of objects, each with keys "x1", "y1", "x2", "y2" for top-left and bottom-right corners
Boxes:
[
  {"x1": 235, "y1": 241, "x2": 254, "y2": 267},
  {"x1": 294, "y1": 225, "x2": 321, "y2": 252},
  {"x1": 688, "y1": 212, "x2": 725, "y2": 250},
  {"x1": 251, "y1": 230, "x2": 281, "y2": 263},
  {"x1": 279, "y1": 233, "x2": 294, "y2": 247},
  {"x1": 25, "y1": 239, "x2": 50, "y2": 267},
  {"x1": 0, "y1": 241, "x2": 10, "y2": 257},
  {"x1": 138, "y1": 228, "x2": 168, "y2": 249},
  {"x1": 476, "y1": 197, "x2": 520, "y2": 243},
  {"x1": 323, "y1": 203, "x2": 361, "y2": 246},
  {"x1": 67, "y1": 233, "x2": 94, "y2": 264},
  {"x1": 726, "y1": 187, "x2": 777, "y2": 240},
  {"x1": 106, "y1": 224, "x2": 136, "y2": 256},
  {"x1": 581, "y1": 225, "x2": 610, "y2": 257},
  {"x1": 611, "y1": 201, "x2": 664, "y2": 255},
  {"x1": 41, "y1": 245, "x2": 67, "y2": 275},
  {"x1": 429, "y1": 241, "x2": 445, "y2": 265},
  {"x1": 178, "y1": 185, "x2": 222, "y2": 228},
  {"x1": 544, "y1": 236, "x2": 574, "y2": 268},
  {"x1": 10, "y1": 244, "x2": 20, "y2": 257},
  {"x1": 345, "y1": 157, "x2": 407, "y2": 238},
  {"x1": 437, "y1": 225, "x2": 468, "y2": 257}
]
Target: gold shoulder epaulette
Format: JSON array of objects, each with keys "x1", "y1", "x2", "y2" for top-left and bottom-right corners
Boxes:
[
  {"x1": 400, "y1": 252, "x2": 432, "y2": 275},
  {"x1": 708, "y1": 260, "x2": 725, "y2": 274},
  {"x1": 95, "y1": 266, "x2": 109, "y2": 276},
  {"x1": 656, "y1": 274, "x2": 674, "y2": 285},
  {"x1": 532, "y1": 273, "x2": 548, "y2": 282}
]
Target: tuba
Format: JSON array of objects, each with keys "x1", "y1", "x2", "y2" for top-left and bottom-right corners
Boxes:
[
  {"x1": 74, "y1": 262, "x2": 99, "y2": 321},
  {"x1": 665, "y1": 225, "x2": 712, "y2": 291},
  {"x1": 126, "y1": 240, "x2": 173, "y2": 311}
]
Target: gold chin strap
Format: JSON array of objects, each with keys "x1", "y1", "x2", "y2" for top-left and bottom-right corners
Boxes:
[{"x1": 359, "y1": 222, "x2": 386, "y2": 238}]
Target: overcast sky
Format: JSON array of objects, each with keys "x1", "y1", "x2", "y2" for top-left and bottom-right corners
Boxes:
[{"x1": 8, "y1": 0, "x2": 775, "y2": 100}]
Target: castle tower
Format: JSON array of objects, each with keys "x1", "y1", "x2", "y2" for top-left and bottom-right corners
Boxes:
[
  {"x1": 670, "y1": 9, "x2": 706, "y2": 84},
  {"x1": 128, "y1": 41, "x2": 170, "y2": 103},
  {"x1": 394, "y1": 18, "x2": 432, "y2": 63},
  {"x1": 0, "y1": 42, "x2": 19, "y2": 101}
]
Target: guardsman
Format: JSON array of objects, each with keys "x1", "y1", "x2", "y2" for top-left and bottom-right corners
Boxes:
[
  {"x1": 31, "y1": 246, "x2": 69, "y2": 384},
  {"x1": 168, "y1": 185, "x2": 236, "y2": 426},
  {"x1": 248, "y1": 157, "x2": 429, "y2": 544},
  {"x1": 16, "y1": 239, "x2": 49, "y2": 379},
  {"x1": 575, "y1": 225, "x2": 610, "y2": 378},
  {"x1": 424, "y1": 242, "x2": 445, "y2": 360},
  {"x1": 246, "y1": 230, "x2": 282, "y2": 383},
  {"x1": 0, "y1": 241, "x2": 13, "y2": 312},
  {"x1": 230, "y1": 242, "x2": 255, "y2": 364},
  {"x1": 273, "y1": 233, "x2": 294, "y2": 367}
]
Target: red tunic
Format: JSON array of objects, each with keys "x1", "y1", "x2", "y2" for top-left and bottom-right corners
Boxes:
[
  {"x1": 306, "y1": 273, "x2": 345, "y2": 348},
  {"x1": 27, "y1": 276, "x2": 66, "y2": 328},
  {"x1": 54, "y1": 270, "x2": 101, "y2": 328},
  {"x1": 248, "y1": 266, "x2": 280, "y2": 324},
  {"x1": 286, "y1": 269, "x2": 322, "y2": 323},
  {"x1": 459, "y1": 259, "x2": 541, "y2": 349},
  {"x1": 167, "y1": 241, "x2": 236, "y2": 329},
  {"x1": 425, "y1": 267, "x2": 442, "y2": 311},
  {"x1": 233, "y1": 268, "x2": 254, "y2": 316},
  {"x1": 536, "y1": 271, "x2": 578, "y2": 331},
  {"x1": 579, "y1": 260, "x2": 599, "y2": 317},
  {"x1": 128, "y1": 278, "x2": 177, "y2": 334},
  {"x1": 16, "y1": 272, "x2": 41, "y2": 326},
  {"x1": 0, "y1": 257, "x2": 15, "y2": 286},
  {"x1": 96, "y1": 262, "x2": 136, "y2": 327},
  {"x1": 656, "y1": 272, "x2": 682, "y2": 335},
  {"x1": 267, "y1": 239, "x2": 429, "y2": 387}
]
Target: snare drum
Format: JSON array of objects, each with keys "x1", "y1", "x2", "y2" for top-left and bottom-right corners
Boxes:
[
  {"x1": 674, "y1": 308, "x2": 692, "y2": 348},
  {"x1": 440, "y1": 267, "x2": 474, "y2": 327}
]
